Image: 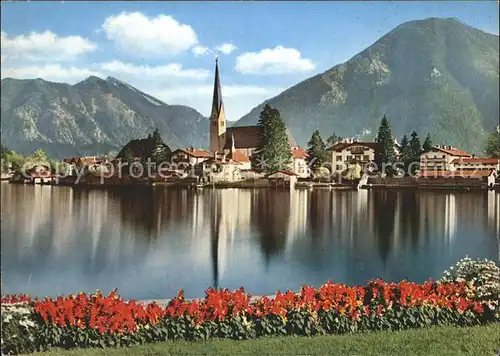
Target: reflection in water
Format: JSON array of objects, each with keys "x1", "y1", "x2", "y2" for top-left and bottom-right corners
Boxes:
[{"x1": 1, "y1": 183, "x2": 498, "y2": 299}]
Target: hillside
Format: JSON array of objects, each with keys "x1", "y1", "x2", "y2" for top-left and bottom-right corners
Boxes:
[
  {"x1": 235, "y1": 18, "x2": 499, "y2": 154},
  {"x1": 1, "y1": 76, "x2": 209, "y2": 158}
]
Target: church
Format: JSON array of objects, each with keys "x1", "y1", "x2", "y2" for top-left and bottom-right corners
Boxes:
[{"x1": 209, "y1": 59, "x2": 298, "y2": 161}]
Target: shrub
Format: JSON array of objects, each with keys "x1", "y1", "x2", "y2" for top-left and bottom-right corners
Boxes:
[{"x1": 440, "y1": 256, "x2": 500, "y2": 302}]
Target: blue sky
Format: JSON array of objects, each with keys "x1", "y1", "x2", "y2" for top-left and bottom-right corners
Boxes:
[{"x1": 1, "y1": 1, "x2": 498, "y2": 120}]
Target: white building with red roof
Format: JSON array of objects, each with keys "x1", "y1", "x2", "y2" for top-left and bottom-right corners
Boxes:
[
  {"x1": 290, "y1": 147, "x2": 311, "y2": 178},
  {"x1": 450, "y1": 157, "x2": 500, "y2": 172},
  {"x1": 419, "y1": 145, "x2": 472, "y2": 172}
]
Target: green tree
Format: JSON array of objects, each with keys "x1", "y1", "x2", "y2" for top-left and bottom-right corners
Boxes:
[
  {"x1": 345, "y1": 162, "x2": 362, "y2": 180},
  {"x1": 306, "y1": 130, "x2": 329, "y2": 171},
  {"x1": 251, "y1": 104, "x2": 292, "y2": 173},
  {"x1": 123, "y1": 147, "x2": 135, "y2": 164},
  {"x1": 326, "y1": 133, "x2": 343, "y2": 147},
  {"x1": 29, "y1": 148, "x2": 48, "y2": 163},
  {"x1": 408, "y1": 131, "x2": 422, "y2": 175},
  {"x1": 399, "y1": 134, "x2": 412, "y2": 175},
  {"x1": 485, "y1": 127, "x2": 500, "y2": 158},
  {"x1": 422, "y1": 133, "x2": 433, "y2": 153},
  {"x1": 152, "y1": 128, "x2": 162, "y2": 146},
  {"x1": 374, "y1": 115, "x2": 397, "y2": 176}
]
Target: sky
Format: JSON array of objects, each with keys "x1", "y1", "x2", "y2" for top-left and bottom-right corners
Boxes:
[{"x1": 1, "y1": 1, "x2": 498, "y2": 121}]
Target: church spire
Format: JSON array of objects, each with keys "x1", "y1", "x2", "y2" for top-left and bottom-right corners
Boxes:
[
  {"x1": 211, "y1": 57, "x2": 223, "y2": 119},
  {"x1": 209, "y1": 57, "x2": 227, "y2": 153}
]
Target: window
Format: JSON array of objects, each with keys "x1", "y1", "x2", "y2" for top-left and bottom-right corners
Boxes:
[
  {"x1": 336, "y1": 156, "x2": 342, "y2": 161},
  {"x1": 221, "y1": 121, "x2": 225, "y2": 126},
  {"x1": 336, "y1": 165, "x2": 343, "y2": 171},
  {"x1": 363, "y1": 155, "x2": 369, "y2": 161},
  {"x1": 442, "y1": 155, "x2": 445, "y2": 158}
]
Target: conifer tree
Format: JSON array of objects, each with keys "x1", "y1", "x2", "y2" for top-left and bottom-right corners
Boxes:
[
  {"x1": 485, "y1": 127, "x2": 500, "y2": 158},
  {"x1": 326, "y1": 133, "x2": 343, "y2": 147},
  {"x1": 399, "y1": 134, "x2": 412, "y2": 175},
  {"x1": 422, "y1": 133, "x2": 433, "y2": 153},
  {"x1": 306, "y1": 130, "x2": 329, "y2": 170},
  {"x1": 409, "y1": 131, "x2": 422, "y2": 175},
  {"x1": 152, "y1": 128, "x2": 162, "y2": 146},
  {"x1": 374, "y1": 115, "x2": 397, "y2": 176},
  {"x1": 251, "y1": 104, "x2": 292, "y2": 173}
]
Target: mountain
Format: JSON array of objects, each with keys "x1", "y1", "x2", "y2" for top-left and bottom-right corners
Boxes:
[
  {"x1": 235, "y1": 18, "x2": 499, "y2": 154},
  {"x1": 1, "y1": 76, "x2": 209, "y2": 158}
]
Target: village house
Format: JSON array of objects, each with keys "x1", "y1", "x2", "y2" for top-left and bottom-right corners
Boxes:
[
  {"x1": 170, "y1": 148, "x2": 213, "y2": 177},
  {"x1": 418, "y1": 169, "x2": 497, "y2": 187},
  {"x1": 267, "y1": 170, "x2": 298, "y2": 189},
  {"x1": 419, "y1": 145, "x2": 472, "y2": 172},
  {"x1": 329, "y1": 139, "x2": 380, "y2": 174},
  {"x1": 23, "y1": 163, "x2": 52, "y2": 184},
  {"x1": 449, "y1": 157, "x2": 500, "y2": 172},
  {"x1": 290, "y1": 147, "x2": 310, "y2": 178},
  {"x1": 195, "y1": 156, "x2": 243, "y2": 183}
]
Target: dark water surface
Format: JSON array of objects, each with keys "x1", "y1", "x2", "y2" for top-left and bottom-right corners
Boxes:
[{"x1": 1, "y1": 183, "x2": 499, "y2": 300}]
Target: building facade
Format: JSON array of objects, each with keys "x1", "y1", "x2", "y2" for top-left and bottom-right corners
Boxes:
[
  {"x1": 329, "y1": 140, "x2": 380, "y2": 174},
  {"x1": 290, "y1": 147, "x2": 310, "y2": 178},
  {"x1": 450, "y1": 157, "x2": 500, "y2": 172},
  {"x1": 419, "y1": 145, "x2": 472, "y2": 172}
]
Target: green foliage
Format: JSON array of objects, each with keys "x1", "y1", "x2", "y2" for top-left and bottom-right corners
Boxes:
[
  {"x1": 440, "y1": 257, "x2": 500, "y2": 303},
  {"x1": 345, "y1": 163, "x2": 362, "y2": 180},
  {"x1": 152, "y1": 128, "x2": 162, "y2": 146},
  {"x1": 408, "y1": 131, "x2": 422, "y2": 175},
  {"x1": 306, "y1": 130, "x2": 329, "y2": 170},
  {"x1": 251, "y1": 104, "x2": 292, "y2": 173},
  {"x1": 0, "y1": 145, "x2": 26, "y2": 174},
  {"x1": 374, "y1": 115, "x2": 397, "y2": 176},
  {"x1": 1, "y1": 303, "x2": 37, "y2": 355},
  {"x1": 485, "y1": 127, "x2": 500, "y2": 158},
  {"x1": 123, "y1": 148, "x2": 135, "y2": 164},
  {"x1": 422, "y1": 133, "x2": 433, "y2": 153},
  {"x1": 326, "y1": 133, "x2": 343, "y2": 147}
]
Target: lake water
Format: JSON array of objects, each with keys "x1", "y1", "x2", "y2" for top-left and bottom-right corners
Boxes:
[{"x1": 1, "y1": 182, "x2": 499, "y2": 300}]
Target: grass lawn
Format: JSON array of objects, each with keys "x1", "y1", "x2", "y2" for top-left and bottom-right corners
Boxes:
[{"x1": 33, "y1": 324, "x2": 500, "y2": 356}]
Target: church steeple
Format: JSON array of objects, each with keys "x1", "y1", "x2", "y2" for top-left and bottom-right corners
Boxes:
[
  {"x1": 209, "y1": 57, "x2": 227, "y2": 153},
  {"x1": 211, "y1": 57, "x2": 223, "y2": 118}
]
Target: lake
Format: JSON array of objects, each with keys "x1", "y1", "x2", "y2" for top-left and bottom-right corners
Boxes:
[{"x1": 1, "y1": 183, "x2": 499, "y2": 300}]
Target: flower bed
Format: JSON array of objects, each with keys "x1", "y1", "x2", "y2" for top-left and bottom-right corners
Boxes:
[{"x1": 2, "y1": 258, "x2": 499, "y2": 355}]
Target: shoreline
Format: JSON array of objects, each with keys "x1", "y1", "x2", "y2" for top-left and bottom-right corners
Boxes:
[{"x1": 4, "y1": 178, "x2": 499, "y2": 191}]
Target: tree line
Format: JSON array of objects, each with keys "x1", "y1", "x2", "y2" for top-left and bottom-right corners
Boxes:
[{"x1": 250, "y1": 105, "x2": 499, "y2": 177}]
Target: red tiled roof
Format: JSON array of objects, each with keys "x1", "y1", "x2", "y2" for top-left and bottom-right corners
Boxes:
[
  {"x1": 291, "y1": 147, "x2": 308, "y2": 159},
  {"x1": 268, "y1": 170, "x2": 297, "y2": 177},
  {"x1": 451, "y1": 157, "x2": 500, "y2": 164},
  {"x1": 223, "y1": 126, "x2": 297, "y2": 150},
  {"x1": 432, "y1": 146, "x2": 471, "y2": 157},
  {"x1": 228, "y1": 150, "x2": 250, "y2": 163},
  {"x1": 329, "y1": 141, "x2": 380, "y2": 152},
  {"x1": 174, "y1": 148, "x2": 213, "y2": 158},
  {"x1": 419, "y1": 170, "x2": 496, "y2": 178}
]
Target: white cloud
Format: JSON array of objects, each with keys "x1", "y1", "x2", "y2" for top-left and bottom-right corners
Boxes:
[
  {"x1": 235, "y1": 45, "x2": 315, "y2": 74},
  {"x1": 100, "y1": 60, "x2": 210, "y2": 79},
  {"x1": 153, "y1": 85, "x2": 283, "y2": 120},
  {"x1": 102, "y1": 12, "x2": 198, "y2": 56},
  {"x1": 1, "y1": 64, "x2": 101, "y2": 83},
  {"x1": 191, "y1": 45, "x2": 211, "y2": 57},
  {"x1": 215, "y1": 43, "x2": 237, "y2": 55},
  {"x1": 0, "y1": 30, "x2": 96, "y2": 62}
]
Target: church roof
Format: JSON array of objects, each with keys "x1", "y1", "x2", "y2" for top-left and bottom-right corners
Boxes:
[
  {"x1": 210, "y1": 58, "x2": 224, "y2": 120},
  {"x1": 223, "y1": 125, "x2": 297, "y2": 150}
]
